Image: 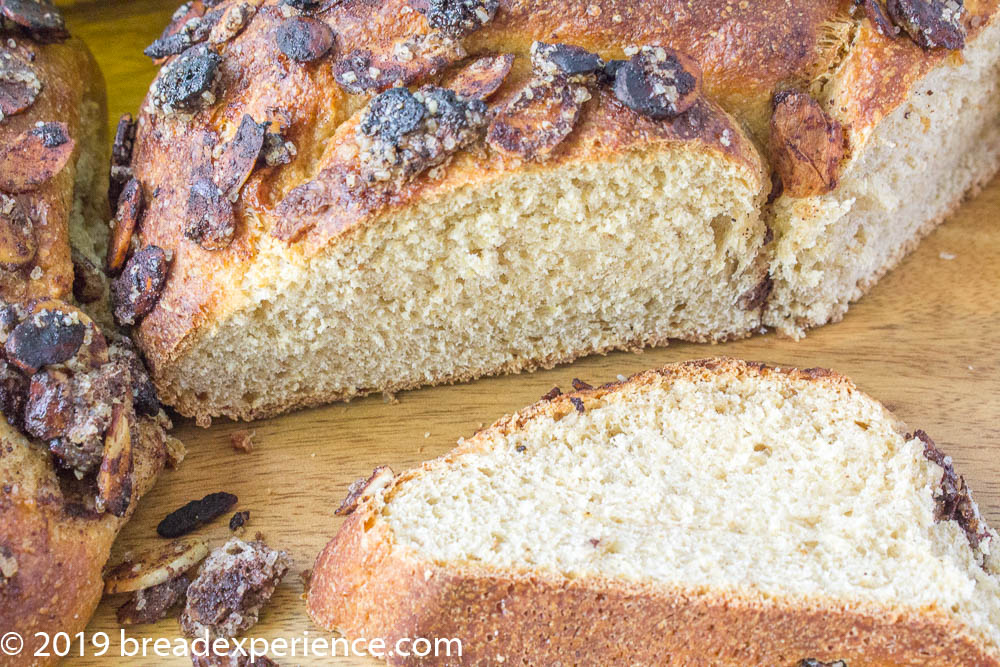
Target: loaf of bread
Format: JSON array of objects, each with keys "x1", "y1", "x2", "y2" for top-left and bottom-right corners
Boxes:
[
  {"x1": 122, "y1": 0, "x2": 1000, "y2": 422},
  {"x1": 0, "y1": 10, "x2": 179, "y2": 665},
  {"x1": 308, "y1": 358, "x2": 1000, "y2": 665}
]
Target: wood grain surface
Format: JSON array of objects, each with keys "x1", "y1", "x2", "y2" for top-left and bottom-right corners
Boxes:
[{"x1": 58, "y1": 1, "x2": 1000, "y2": 664}]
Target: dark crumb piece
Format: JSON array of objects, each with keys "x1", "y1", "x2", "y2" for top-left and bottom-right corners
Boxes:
[
  {"x1": 588, "y1": 538, "x2": 600, "y2": 547},
  {"x1": 419, "y1": 0, "x2": 498, "y2": 37},
  {"x1": 230, "y1": 429, "x2": 255, "y2": 453},
  {"x1": 612, "y1": 46, "x2": 701, "y2": 120},
  {"x1": 275, "y1": 16, "x2": 334, "y2": 63},
  {"x1": 116, "y1": 575, "x2": 190, "y2": 626},
  {"x1": 192, "y1": 649, "x2": 279, "y2": 666},
  {"x1": 157, "y1": 491, "x2": 239, "y2": 538},
  {"x1": 148, "y1": 45, "x2": 222, "y2": 114},
  {"x1": 540, "y1": 386, "x2": 562, "y2": 401},
  {"x1": 5, "y1": 307, "x2": 85, "y2": 375},
  {"x1": 281, "y1": 0, "x2": 320, "y2": 10},
  {"x1": 515, "y1": 445, "x2": 526, "y2": 453},
  {"x1": 0, "y1": 51, "x2": 42, "y2": 120},
  {"x1": 571, "y1": 378, "x2": 593, "y2": 391},
  {"x1": 0, "y1": 122, "x2": 75, "y2": 193},
  {"x1": 184, "y1": 176, "x2": 237, "y2": 250},
  {"x1": 180, "y1": 538, "x2": 291, "y2": 640},
  {"x1": 0, "y1": 0, "x2": 69, "y2": 42},
  {"x1": 798, "y1": 661, "x2": 848, "y2": 667},
  {"x1": 737, "y1": 275, "x2": 774, "y2": 311},
  {"x1": 569, "y1": 397, "x2": 585, "y2": 413},
  {"x1": 229, "y1": 510, "x2": 250, "y2": 531},
  {"x1": 356, "y1": 85, "x2": 487, "y2": 184},
  {"x1": 111, "y1": 246, "x2": 170, "y2": 327},
  {"x1": 335, "y1": 466, "x2": 394, "y2": 516},
  {"x1": 915, "y1": 430, "x2": 991, "y2": 555}
]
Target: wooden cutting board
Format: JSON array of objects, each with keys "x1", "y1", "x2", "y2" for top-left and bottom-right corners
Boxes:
[{"x1": 60, "y1": 1, "x2": 1000, "y2": 664}]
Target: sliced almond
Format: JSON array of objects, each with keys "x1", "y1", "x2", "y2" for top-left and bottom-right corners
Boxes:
[
  {"x1": 0, "y1": 194, "x2": 36, "y2": 266},
  {"x1": 104, "y1": 538, "x2": 209, "y2": 595},
  {"x1": 487, "y1": 79, "x2": 588, "y2": 161},
  {"x1": 0, "y1": 122, "x2": 75, "y2": 193},
  {"x1": 97, "y1": 403, "x2": 134, "y2": 518},
  {"x1": 106, "y1": 178, "x2": 143, "y2": 274},
  {"x1": 441, "y1": 53, "x2": 513, "y2": 100},
  {"x1": 769, "y1": 90, "x2": 847, "y2": 198}
]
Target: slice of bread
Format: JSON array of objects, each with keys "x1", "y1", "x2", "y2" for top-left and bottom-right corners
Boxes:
[{"x1": 308, "y1": 358, "x2": 1000, "y2": 666}]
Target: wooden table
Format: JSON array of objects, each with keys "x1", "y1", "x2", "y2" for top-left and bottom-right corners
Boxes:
[{"x1": 63, "y1": 1, "x2": 1000, "y2": 664}]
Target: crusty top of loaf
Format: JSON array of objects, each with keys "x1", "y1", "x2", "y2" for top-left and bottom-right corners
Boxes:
[
  {"x1": 128, "y1": 0, "x2": 999, "y2": 374},
  {"x1": 0, "y1": 34, "x2": 105, "y2": 302}
]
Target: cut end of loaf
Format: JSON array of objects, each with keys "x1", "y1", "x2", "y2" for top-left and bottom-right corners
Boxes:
[
  {"x1": 157, "y1": 145, "x2": 768, "y2": 422},
  {"x1": 308, "y1": 358, "x2": 1000, "y2": 665}
]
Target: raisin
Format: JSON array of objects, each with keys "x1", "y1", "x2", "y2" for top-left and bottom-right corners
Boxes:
[
  {"x1": 532, "y1": 42, "x2": 603, "y2": 78},
  {"x1": 215, "y1": 115, "x2": 266, "y2": 200},
  {"x1": 0, "y1": 122, "x2": 74, "y2": 193},
  {"x1": 5, "y1": 308, "x2": 85, "y2": 375},
  {"x1": 420, "y1": 0, "x2": 498, "y2": 37},
  {"x1": 275, "y1": 16, "x2": 334, "y2": 63},
  {"x1": 886, "y1": 0, "x2": 965, "y2": 50},
  {"x1": 440, "y1": 53, "x2": 513, "y2": 100},
  {"x1": 109, "y1": 338, "x2": 161, "y2": 418},
  {"x1": 0, "y1": 0, "x2": 68, "y2": 42},
  {"x1": 613, "y1": 46, "x2": 701, "y2": 120},
  {"x1": 229, "y1": 510, "x2": 250, "y2": 531},
  {"x1": 157, "y1": 492, "x2": 239, "y2": 538},
  {"x1": 184, "y1": 176, "x2": 236, "y2": 249},
  {"x1": 111, "y1": 246, "x2": 170, "y2": 327},
  {"x1": 107, "y1": 178, "x2": 143, "y2": 274},
  {"x1": 149, "y1": 44, "x2": 222, "y2": 114},
  {"x1": 0, "y1": 51, "x2": 41, "y2": 120},
  {"x1": 0, "y1": 194, "x2": 36, "y2": 266}
]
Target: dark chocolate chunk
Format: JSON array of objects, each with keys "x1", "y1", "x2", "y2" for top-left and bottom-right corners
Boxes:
[
  {"x1": 532, "y1": 42, "x2": 603, "y2": 78},
  {"x1": 5, "y1": 307, "x2": 85, "y2": 374},
  {"x1": 184, "y1": 176, "x2": 236, "y2": 250},
  {"x1": 229, "y1": 510, "x2": 250, "y2": 531},
  {"x1": 149, "y1": 44, "x2": 222, "y2": 114},
  {"x1": 0, "y1": 0, "x2": 69, "y2": 42},
  {"x1": 0, "y1": 51, "x2": 42, "y2": 119},
  {"x1": 420, "y1": 0, "x2": 498, "y2": 37},
  {"x1": 275, "y1": 16, "x2": 334, "y2": 63},
  {"x1": 0, "y1": 122, "x2": 75, "y2": 193},
  {"x1": 107, "y1": 178, "x2": 143, "y2": 274},
  {"x1": 886, "y1": 0, "x2": 965, "y2": 50},
  {"x1": 116, "y1": 575, "x2": 190, "y2": 626},
  {"x1": 111, "y1": 246, "x2": 170, "y2": 327},
  {"x1": 612, "y1": 47, "x2": 701, "y2": 120},
  {"x1": 157, "y1": 492, "x2": 239, "y2": 538}
]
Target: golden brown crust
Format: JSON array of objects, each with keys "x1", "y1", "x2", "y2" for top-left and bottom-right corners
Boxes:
[
  {"x1": 307, "y1": 358, "x2": 999, "y2": 666},
  {"x1": 130, "y1": 0, "x2": 1000, "y2": 420}
]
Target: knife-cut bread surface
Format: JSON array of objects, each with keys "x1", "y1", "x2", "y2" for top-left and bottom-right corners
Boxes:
[
  {"x1": 127, "y1": 0, "x2": 1000, "y2": 422},
  {"x1": 308, "y1": 358, "x2": 1000, "y2": 666}
]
